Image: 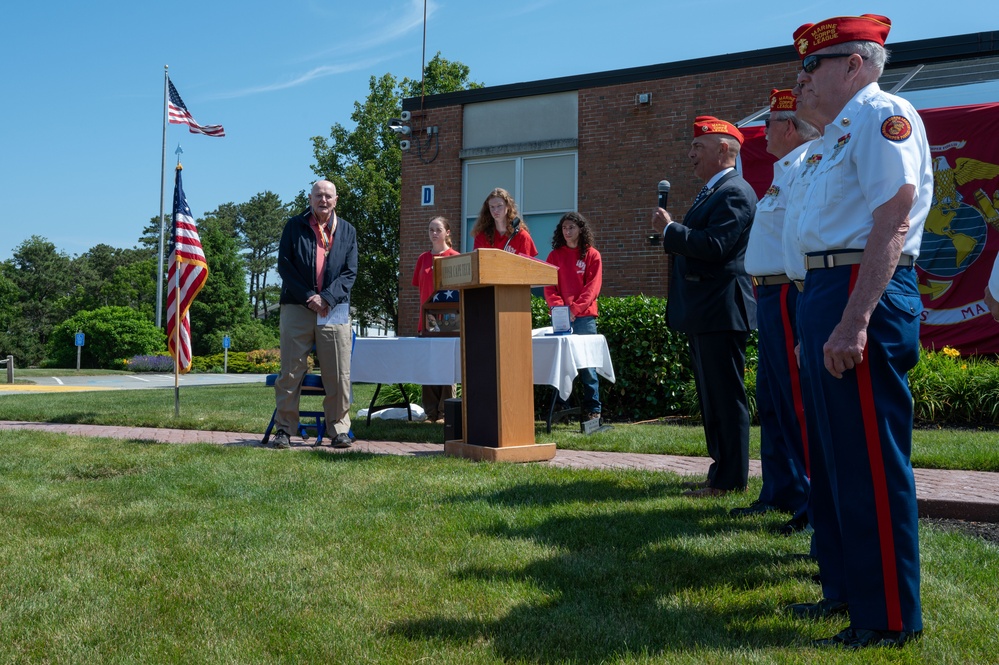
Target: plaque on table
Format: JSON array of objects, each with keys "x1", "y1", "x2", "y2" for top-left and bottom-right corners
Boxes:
[{"x1": 421, "y1": 289, "x2": 460, "y2": 338}]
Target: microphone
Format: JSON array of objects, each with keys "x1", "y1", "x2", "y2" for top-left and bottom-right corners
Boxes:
[
  {"x1": 657, "y1": 180, "x2": 671, "y2": 209},
  {"x1": 510, "y1": 217, "x2": 522, "y2": 235}
]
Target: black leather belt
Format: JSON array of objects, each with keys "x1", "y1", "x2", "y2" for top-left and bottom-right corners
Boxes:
[
  {"x1": 804, "y1": 250, "x2": 915, "y2": 271},
  {"x1": 752, "y1": 274, "x2": 793, "y2": 287}
]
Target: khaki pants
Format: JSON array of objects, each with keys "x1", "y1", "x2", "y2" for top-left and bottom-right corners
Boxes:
[
  {"x1": 421, "y1": 384, "x2": 455, "y2": 421},
  {"x1": 275, "y1": 304, "x2": 352, "y2": 436}
]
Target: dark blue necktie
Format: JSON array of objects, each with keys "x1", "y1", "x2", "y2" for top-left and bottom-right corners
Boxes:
[{"x1": 691, "y1": 185, "x2": 711, "y2": 208}]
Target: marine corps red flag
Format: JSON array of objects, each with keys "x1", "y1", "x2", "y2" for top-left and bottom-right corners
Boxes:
[
  {"x1": 917, "y1": 102, "x2": 999, "y2": 354},
  {"x1": 166, "y1": 164, "x2": 209, "y2": 373}
]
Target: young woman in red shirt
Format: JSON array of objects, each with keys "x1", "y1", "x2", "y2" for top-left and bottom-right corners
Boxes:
[
  {"x1": 411, "y1": 216, "x2": 460, "y2": 423},
  {"x1": 470, "y1": 187, "x2": 538, "y2": 257},
  {"x1": 544, "y1": 211, "x2": 603, "y2": 420}
]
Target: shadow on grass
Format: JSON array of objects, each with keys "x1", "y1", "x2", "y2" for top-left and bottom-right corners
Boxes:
[{"x1": 388, "y1": 476, "x2": 807, "y2": 661}]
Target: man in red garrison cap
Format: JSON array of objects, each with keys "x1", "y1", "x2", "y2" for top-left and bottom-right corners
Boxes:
[
  {"x1": 653, "y1": 115, "x2": 758, "y2": 498},
  {"x1": 729, "y1": 90, "x2": 819, "y2": 537},
  {"x1": 781, "y1": 13, "x2": 933, "y2": 650}
]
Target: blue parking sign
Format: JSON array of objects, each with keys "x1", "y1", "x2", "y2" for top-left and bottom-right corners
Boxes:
[
  {"x1": 75, "y1": 332, "x2": 85, "y2": 347},
  {"x1": 223, "y1": 335, "x2": 231, "y2": 349}
]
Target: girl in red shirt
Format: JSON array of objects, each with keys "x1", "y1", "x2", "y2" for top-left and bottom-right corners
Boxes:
[
  {"x1": 544, "y1": 212, "x2": 603, "y2": 419},
  {"x1": 470, "y1": 187, "x2": 538, "y2": 257},
  {"x1": 411, "y1": 216, "x2": 460, "y2": 423}
]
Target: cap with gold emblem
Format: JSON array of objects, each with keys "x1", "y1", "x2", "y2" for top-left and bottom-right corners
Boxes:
[
  {"x1": 793, "y1": 14, "x2": 891, "y2": 58},
  {"x1": 769, "y1": 88, "x2": 796, "y2": 112},
  {"x1": 693, "y1": 115, "x2": 744, "y2": 144}
]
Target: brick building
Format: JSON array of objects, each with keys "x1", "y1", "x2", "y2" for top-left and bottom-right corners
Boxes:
[{"x1": 396, "y1": 31, "x2": 999, "y2": 336}]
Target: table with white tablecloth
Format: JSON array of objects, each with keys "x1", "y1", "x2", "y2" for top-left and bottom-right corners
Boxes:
[{"x1": 351, "y1": 333, "x2": 615, "y2": 425}]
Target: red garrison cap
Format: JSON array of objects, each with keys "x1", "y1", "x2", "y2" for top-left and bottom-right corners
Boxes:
[
  {"x1": 693, "y1": 115, "x2": 744, "y2": 145},
  {"x1": 769, "y1": 88, "x2": 796, "y2": 112},
  {"x1": 793, "y1": 14, "x2": 891, "y2": 58}
]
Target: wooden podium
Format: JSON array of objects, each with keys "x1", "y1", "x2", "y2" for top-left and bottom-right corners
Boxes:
[{"x1": 435, "y1": 249, "x2": 557, "y2": 462}]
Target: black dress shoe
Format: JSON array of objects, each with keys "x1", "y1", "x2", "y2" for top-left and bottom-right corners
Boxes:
[
  {"x1": 773, "y1": 513, "x2": 809, "y2": 536},
  {"x1": 729, "y1": 500, "x2": 777, "y2": 518},
  {"x1": 813, "y1": 626, "x2": 922, "y2": 649},
  {"x1": 786, "y1": 598, "x2": 849, "y2": 620},
  {"x1": 332, "y1": 433, "x2": 352, "y2": 449},
  {"x1": 681, "y1": 478, "x2": 709, "y2": 490}
]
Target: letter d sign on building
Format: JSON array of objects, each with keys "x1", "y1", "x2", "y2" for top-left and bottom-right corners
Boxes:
[{"x1": 421, "y1": 185, "x2": 434, "y2": 206}]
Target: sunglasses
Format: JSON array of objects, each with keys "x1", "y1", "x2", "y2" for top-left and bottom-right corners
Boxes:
[{"x1": 802, "y1": 53, "x2": 856, "y2": 74}]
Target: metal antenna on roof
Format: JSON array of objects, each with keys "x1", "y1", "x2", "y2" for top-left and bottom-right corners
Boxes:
[{"x1": 420, "y1": 0, "x2": 427, "y2": 109}]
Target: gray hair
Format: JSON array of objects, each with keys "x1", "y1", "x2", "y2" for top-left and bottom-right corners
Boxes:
[
  {"x1": 719, "y1": 135, "x2": 742, "y2": 156},
  {"x1": 829, "y1": 40, "x2": 890, "y2": 76},
  {"x1": 770, "y1": 110, "x2": 821, "y2": 141}
]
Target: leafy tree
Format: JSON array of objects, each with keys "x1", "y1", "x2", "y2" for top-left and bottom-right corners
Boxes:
[
  {"x1": 0, "y1": 266, "x2": 21, "y2": 360},
  {"x1": 186, "y1": 215, "x2": 252, "y2": 356},
  {"x1": 401, "y1": 51, "x2": 483, "y2": 98},
  {"x1": 310, "y1": 53, "x2": 481, "y2": 331},
  {"x1": 45, "y1": 306, "x2": 166, "y2": 369},
  {"x1": 64, "y1": 244, "x2": 155, "y2": 314},
  {"x1": 4, "y1": 236, "x2": 75, "y2": 365},
  {"x1": 104, "y1": 251, "x2": 158, "y2": 319},
  {"x1": 235, "y1": 192, "x2": 287, "y2": 319}
]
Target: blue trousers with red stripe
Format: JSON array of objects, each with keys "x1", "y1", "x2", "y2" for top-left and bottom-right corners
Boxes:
[
  {"x1": 797, "y1": 264, "x2": 923, "y2": 633},
  {"x1": 755, "y1": 283, "x2": 810, "y2": 515}
]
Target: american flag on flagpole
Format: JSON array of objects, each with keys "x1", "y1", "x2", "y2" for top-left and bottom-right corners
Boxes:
[
  {"x1": 167, "y1": 77, "x2": 225, "y2": 137},
  {"x1": 166, "y1": 165, "x2": 209, "y2": 373}
]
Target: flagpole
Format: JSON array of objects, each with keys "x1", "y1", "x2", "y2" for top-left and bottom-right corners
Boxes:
[
  {"x1": 173, "y1": 160, "x2": 182, "y2": 418},
  {"x1": 156, "y1": 65, "x2": 169, "y2": 329}
]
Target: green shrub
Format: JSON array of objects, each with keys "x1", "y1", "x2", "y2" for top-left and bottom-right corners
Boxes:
[
  {"x1": 910, "y1": 346, "x2": 999, "y2": 426},
  {"x1": 45, "y1": 307, "x2": 166, "y2": 369},
  {"x1": 190, "y1": 349, "x2": 283, "y2": 374},
  {"x1": 203, "y1": 320, "x2": 280, "y2": 354},
  {"x1": 532, "y1": 294, "x2": 761, "y2": 422}
]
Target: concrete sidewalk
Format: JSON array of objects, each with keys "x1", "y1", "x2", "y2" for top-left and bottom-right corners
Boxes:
[{"x1": 3, "y1": 420, "x2": 997, "y2": 522}]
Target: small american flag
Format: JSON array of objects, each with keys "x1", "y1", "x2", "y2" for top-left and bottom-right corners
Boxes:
[
  {"x1": 166, "y1": 166, "x2": 209, "y2": 373},
  {"x1": 168, "y1": 78, "x2": 225, "y2": 137}
]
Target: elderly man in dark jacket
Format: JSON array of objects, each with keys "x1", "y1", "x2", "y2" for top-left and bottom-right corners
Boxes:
[{"x1": 272, "y1": 179, "x2": 357, "y2": 450}]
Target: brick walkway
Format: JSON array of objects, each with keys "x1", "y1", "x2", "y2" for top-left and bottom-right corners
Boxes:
[{"x1": 3, "y1": 420, "x2": 997, "y2": 522}]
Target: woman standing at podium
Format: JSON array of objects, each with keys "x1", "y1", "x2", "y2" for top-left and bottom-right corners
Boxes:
[
  {"x1": 471, "y1": 187, "x2": 538, "y2": 257},
  {"x1": 412, "y1": 216, "x2": 460, "y2": 423},
  {"x1": 544, "y1": 211, "x2": 604, "y2": 420}
]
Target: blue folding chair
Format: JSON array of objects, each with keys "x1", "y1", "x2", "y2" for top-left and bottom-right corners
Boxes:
[{"x1": 261, "y1": 331, "x2": 356, "y2": 446}]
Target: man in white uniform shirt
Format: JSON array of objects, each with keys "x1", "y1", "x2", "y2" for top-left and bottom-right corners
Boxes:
[
  {"x1": 730, "y1": 89, "x2": 818, "y2": 537},
  {"x1": 782, "y1": 14, "x2": 933, "y2": 649}
]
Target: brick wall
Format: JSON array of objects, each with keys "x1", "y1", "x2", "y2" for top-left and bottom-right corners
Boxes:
[
  {"x1": 398, "y1": 60, "x2": 800, "y2": 335},
  {"x1": 399, "y1": 106, "x2": 464, "y2": 336}
]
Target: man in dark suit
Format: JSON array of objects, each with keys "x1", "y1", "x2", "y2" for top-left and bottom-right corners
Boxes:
[{"x1": 654, "y1": 116, "x2": 758, "y2": 496}]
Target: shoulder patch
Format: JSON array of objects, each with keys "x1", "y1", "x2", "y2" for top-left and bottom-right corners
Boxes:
[{"x1": 881, "y1": 115, "x2": 912, "y2": 142}]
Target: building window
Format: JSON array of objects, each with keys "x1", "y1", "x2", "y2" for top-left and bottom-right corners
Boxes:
[{"x1": 462, "y1": 152, "x2": 577, "y2": 259}]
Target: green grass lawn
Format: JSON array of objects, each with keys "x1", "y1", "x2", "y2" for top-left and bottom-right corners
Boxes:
[
  {"x1": 1, "y1": 429, "x2": 996, "y2": 664},
  {"x1": 2, "y1": 382, "x2": 998, "y2": 472}
]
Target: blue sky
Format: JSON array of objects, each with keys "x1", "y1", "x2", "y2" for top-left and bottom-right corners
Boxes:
[{"x1": 2, "y1": 0, "x2": 996, "y2": 260}]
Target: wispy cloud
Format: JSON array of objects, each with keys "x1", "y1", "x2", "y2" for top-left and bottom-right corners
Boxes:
[
  {"x1": 298, "y1": 0, "x2": 437, "y2": 63},
  {"x1": 505, "y1": 0, "x2": 557, "y2": 19},
  {"x1": 212, "y1": 0, "x2": 434, "y2": 100},
  {"x1": 211, "y1": 56, "x2": 397, "y2": 99}
]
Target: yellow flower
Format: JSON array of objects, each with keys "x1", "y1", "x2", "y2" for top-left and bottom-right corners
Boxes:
[
  {"x1": 942, "y1": 346, "x2": 961, "y2": 359},
  {"x1": 961, "y1": 363, "x2": 968, "y2": 370}
]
